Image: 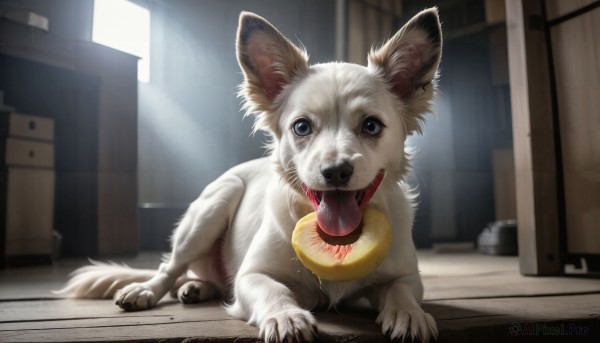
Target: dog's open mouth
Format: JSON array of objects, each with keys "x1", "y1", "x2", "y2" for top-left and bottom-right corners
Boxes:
[{"x1": 301, "y1": 170, "x2": 385, "y2": 237}]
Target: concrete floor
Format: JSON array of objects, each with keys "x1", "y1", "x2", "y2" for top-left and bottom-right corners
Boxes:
[{"x1": 1, "y1": 251, "x2": 599, "y2": 342}]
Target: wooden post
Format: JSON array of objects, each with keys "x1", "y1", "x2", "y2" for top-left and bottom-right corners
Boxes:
[{"x1": 505, "y1": 0, "x2": 561, "y2": 275}]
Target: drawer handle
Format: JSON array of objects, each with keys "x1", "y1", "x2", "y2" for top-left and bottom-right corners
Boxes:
[
  {"x1": 28, "y1": 120, "x2": 36, "y2": 130},
  {"x1": 29, "y1": 150, "x2": 35, "y2": 158}
]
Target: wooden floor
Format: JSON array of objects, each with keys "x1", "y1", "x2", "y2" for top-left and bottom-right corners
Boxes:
[{"x1": 1, "y1": 251, "x2": 599, "y2": 342}]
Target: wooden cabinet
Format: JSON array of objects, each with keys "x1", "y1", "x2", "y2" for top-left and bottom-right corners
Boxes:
[
  {"x1": 547, "y1": 1, "x2": 600, "y2": 256},
  {"x1": 0, "y1": 19, "x2": 138, "y2": 259},
  {"x1": 1, "y1": 112, "x2": 55, "y2": 266},
  {"x1": 506, "y1": 0, "x2": 600, "y2": 275}
]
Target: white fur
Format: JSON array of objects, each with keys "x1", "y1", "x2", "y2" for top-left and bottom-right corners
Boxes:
[{"x1": 57, "y1": 8, "x2": 442, "y2": 343}]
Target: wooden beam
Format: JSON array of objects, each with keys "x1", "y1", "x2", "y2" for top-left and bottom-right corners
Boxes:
[{"x1": 505, "y1": 0, "x2": 561, "y2": 275}]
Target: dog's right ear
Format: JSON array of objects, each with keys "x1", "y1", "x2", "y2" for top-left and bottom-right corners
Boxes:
[
  {"x1": 236, "y1": 12, "x2": 309, "y2": 135},
  {"x1": 368, "y1": 8, "x2": 442, "y2": 135}
]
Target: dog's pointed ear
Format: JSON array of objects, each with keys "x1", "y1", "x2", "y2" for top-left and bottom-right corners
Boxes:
[
  {"x1": 236, "y1": 12, "x2": 308, "y2": 134},
  {"x1": 368, "y1": 8, "x2": 442, "y2": 134}
]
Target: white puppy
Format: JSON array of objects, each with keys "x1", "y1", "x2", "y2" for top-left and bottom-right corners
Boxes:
[{"x1": 58, "y1": 8, "x2": 442, "y2": 343}]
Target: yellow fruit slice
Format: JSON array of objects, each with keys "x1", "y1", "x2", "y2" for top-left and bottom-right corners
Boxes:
[{"x1": 292, "y1": 207, "x2": 392, "y2": 282}]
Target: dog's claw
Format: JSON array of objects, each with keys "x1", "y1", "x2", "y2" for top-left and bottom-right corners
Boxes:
[
  {"x1": 260, "y1": 308, "x2": 317, "y2": 343},
  {"x1": 121, "y1": 302, "x2": 135, "y2": 312},
  {"x1": 378, "y1": 308, "x2": 437, "y2": 343}
]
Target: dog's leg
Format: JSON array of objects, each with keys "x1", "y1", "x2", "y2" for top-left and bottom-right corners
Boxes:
[
  {"x1": 227, "y1": 219, "x2": 318, "y2": 343},
  {"x1": 231, "y1": 272, "x2": 317, "y2": 343},
  {"x1": 369, "y1": 274, "x2": 438, "y2": 342},
  {"x1": 115, "y1": 175, "x2": 245, "y2": 311}
]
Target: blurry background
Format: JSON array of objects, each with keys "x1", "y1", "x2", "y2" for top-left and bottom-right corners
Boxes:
[{"x1": 0, "y1": 0, "x2": 597, "y2": 271}]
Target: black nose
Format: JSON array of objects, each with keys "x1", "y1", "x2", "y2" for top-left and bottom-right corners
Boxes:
[{"x1": 321, "y1": 161, "x2": 353, "y2": 186}]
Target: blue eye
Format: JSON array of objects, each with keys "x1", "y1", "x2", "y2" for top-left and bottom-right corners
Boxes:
[
  {"x1": 362, "y1": 117, "x2": 384, "y2": 136},
  {"x1": 293, "y1": 119, "x2": 313, "y2": 136}
]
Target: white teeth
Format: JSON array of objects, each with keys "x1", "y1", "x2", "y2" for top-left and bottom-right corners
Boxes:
[{"x1": 355, "y1": 191, "x2": 364, "y2": 205}]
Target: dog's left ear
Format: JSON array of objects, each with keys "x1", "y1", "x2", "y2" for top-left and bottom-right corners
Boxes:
[
  {"x1": 236, "y1": 12, "x2": 309, "y2": 136},
  {"x1": 368, "y1": 8, "x2": 442, "y2": 134}
]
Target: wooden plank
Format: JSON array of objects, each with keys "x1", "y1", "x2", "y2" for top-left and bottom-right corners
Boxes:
[
  {"x1": 0, "y1": 315, "x2": 258, "y2": 343},
  {"x1": 485, "y1": 0, "x2": 507, "y2": 24},
  {"x1": 489, "y1": 26, "x2": 509, "y2": 85},
  {"x1": 347, "y1": 0, "x2": 366, "y2": 65},
  {"x1": 423, "y1": 272, "x2": 600, "y2": 301},
  {"x1": 97, "y1": 171, "x2": 138, "y2": 255},
  {"x1": 0, "y1": 299, "x2": 231, "y2": 326},
  {"x1": 335, "y1": 0, "x2": 347, "y2": 61},
  {"x1": 1, "y1": 252, "x2": 599, "y2": 342},
  {"x1": 1, "y1": 295, "x2": 599, "y2": 342},
  {"x1": 426, "y1": 294, "x2": 600, "y2": 323},
  {"x1": 426, "y1": 295, "x2": 600, "y2": 342},
  {"x1": 419, "y1": 252, "x2": 600, "y2": 300},
  {"x1": 492, "y1": 149, "x2": 516, "y2": 220},
  {"x1": 550, "y1": 8, "x2": 600, "y2": 255},
  {"x1": 77, "y1": 43, "x2": 137, "y2": 174},
  {"x1": 76, "y1": 43, "x2": 138, "y2": 256},
  {"x1": 0, "y1": 299, "x2": 387, "y2": 343},
  {"x1": 545, "y1": 0, "x2": 597, "y2": 20},
  {"x1": 345, "y1": 0, "x2": 401, "y2": 82},
  {"x1": 506, "y1": 0, "x2": 561, "y2": 275}
]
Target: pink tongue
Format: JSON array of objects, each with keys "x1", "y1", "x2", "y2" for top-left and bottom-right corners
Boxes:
[{"x1": 317, "y1": 190, "x2": 362, "y2": 236}]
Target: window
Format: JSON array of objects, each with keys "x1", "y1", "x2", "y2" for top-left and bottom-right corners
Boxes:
[{"x1": 92, "y1": 0, "x2": 150, "y2": 82}]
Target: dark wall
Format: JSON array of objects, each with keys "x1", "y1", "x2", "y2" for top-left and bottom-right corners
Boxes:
[
  {"x1": 402, "y1": 0, "x2": 513, "y2": 247},
  {"x1": 1, "y1": 0, "x2": 509, "y2": 247},
  {"x1": 137, "y1": 0, "x2": 337, "y2": 203},
  {"x1": 1, "y1": 0, "x2": 337, "y2": 205}
]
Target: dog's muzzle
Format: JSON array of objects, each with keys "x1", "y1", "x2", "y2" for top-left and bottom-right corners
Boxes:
[{"x1": 302, "y1": 170, "x2": 385, "y2": 236}]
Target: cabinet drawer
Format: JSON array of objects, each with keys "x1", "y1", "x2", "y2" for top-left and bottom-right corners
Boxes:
[
  {"x1": 9, "y1": 113, "x2": 54, "y2": 141},
  {"x1": 5, "y1": 138, "x2": 54, "y2": 168},
  {"x1": 5, "y1": 167, "x2": 55, "y2": 256}
]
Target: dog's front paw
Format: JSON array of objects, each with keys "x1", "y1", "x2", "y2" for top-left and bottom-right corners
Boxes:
[
  {"x1": 114, "y1": 283, "x2": 157, "y2": 311},
  {"x1": 377, "y1": 308, "x2": 438, "y2": 342},
  {"x1": 259, "y1": 308, "x2": 318, "y2": 343}
]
